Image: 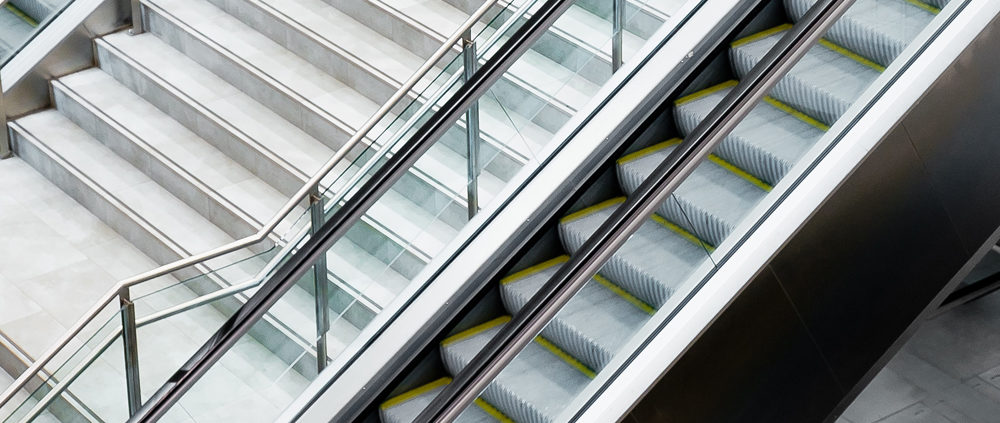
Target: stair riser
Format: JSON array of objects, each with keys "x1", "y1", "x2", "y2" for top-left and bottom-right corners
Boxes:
[
  {"x1": 201, "y1": 0, "x2": 399, "y2": 106},
  {"x1": 51, "y1": 83, "x2": 261, "y2": 244},
  {"x1": 12, "y1": 128, "x2": 319, "y2": 378},
  {"x1": 95, "y1": 41, "x2": 306, "y2": 198},
  {"x1": 344, "y1": 221, "x2": 426, "y2": 282},
  {"x1": 325, "y1": 0, "x2": 442, "y2": 77},
  {"x1": 143, "y1": 6, "x2": 357, "y2": 153},
  {"x1": 296, "y1": 276, "x2": 378, "y2": 330},
  {"x1": 324, "y1": 0, "x2": 573, "y2": 134}
]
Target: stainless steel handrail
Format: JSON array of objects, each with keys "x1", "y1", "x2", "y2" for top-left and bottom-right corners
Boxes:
[
  {"x1": 412, "y1": 0, "x2": 859, "y2": 419},
  {"x1": 0, "y1": 0, "x2": 501, "y2": 411},
  {"x1": 128, "y1": 0, "x2": 574, "y2": 419}
]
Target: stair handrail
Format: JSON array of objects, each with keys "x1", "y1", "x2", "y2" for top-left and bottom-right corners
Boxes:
[
  {"x1": 411, "y1": 0, "x2": 860, "y2": 419},
  {"x1": 0, "y1": 0, "x2": 501, "y2": 411},
  {"x1": 127, "y1": 0, "x2": 577, "y2": 420}
]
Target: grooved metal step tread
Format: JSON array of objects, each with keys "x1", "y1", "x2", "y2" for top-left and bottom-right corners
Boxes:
[
  {"x1": 617, "y1": 139, "x2": 770, "y2": 247},
  {"x1": 674, "y1": 81, "x2": 826, "y2": 185},
  {"x1": 785, "y1": 0, "x2": 937, "y2": 67},
  {"x1": 379, "y1": 378, "x2": 509, "y2": 423},
  {"x1": 440, "y1": 318, "x2": 592, "y2": 423},
  {"x1": 558, "y1": 199, "x2": 709, "y2": 308},
  {"x1": 730, "y1": 26, "x2": 882, "y2": 125},
  {"x1": 500, "y1": 256, "x2": 652, "y2": 372}
]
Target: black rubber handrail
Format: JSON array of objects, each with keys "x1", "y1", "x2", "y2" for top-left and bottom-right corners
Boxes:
[
  {"x1": 126, "y1": 0, "x2": 577, "y2": 421},
  {"x1": 412, "y1": 0, "x2": 860, "y2": 420}
]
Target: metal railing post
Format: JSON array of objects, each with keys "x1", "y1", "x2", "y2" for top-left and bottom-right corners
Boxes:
[
  {"x1": 612, "y1": 0, "x2": 625, "y2": 72},
  {"x1": 129, "y1": 0, "x2": 144, "y2": 35},
  {"x1": 119, "y1": 289, "x2": 142, "y2": 416},
  {"x1": 309, "y1": 188, "x2": 330, "y2": 372},
  {"x1": 1, "y1": 73, "x2": 10, "y2": 159},
  {"x1": 463, "y1": 30, "x2": 481, "y2": 219}
]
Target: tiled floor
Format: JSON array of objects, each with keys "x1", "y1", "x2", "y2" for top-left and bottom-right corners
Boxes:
[
  {"x1": 0, "y1": 158, "x2": 308, "y2": 422},
  {"x1": 841, "y1": 276, "x2": 1000, "y2": 422}
]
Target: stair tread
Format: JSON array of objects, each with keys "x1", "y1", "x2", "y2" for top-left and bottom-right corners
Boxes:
[
  {"x1": 501, "y1": 258, "x2": 651, "y2": 371},
  {"x1": 243, "y1": 0, "x2": 426, "y2": 86},
  {"x1": 380, "y1": 0, "x2": 600, "y2": 112},
  {"x1": 731, "y1": 29, "x2": 881, "y2": 125},
  {"x1": 326, "y1": 236, "x2": 412, "y2": 309},
  {"x1": 143, "y1": 0, "x2": 384, "y2": 136},
  {"x1": 15, "y1": 111, "x2": 239, "y2": 255},
  {"x1": 786, "y1": 0, "x2": 936, "y2": 66},
  {"x1": 101, "y1": 31, "x2": 335, "y2": 180},
  {"x1": 559, "y1": 200, "x2": 708, "y2": 307},
  {"x1": 617, "y1": 141, "x2": 769, "y2": 247},
  {"x1": 380, "y1": 379, "x2": 503, "y2": 423},
  {"x1": 441, "y1": 320, "x2": 591, "y2": 423},
  {"x1": 0, "y1": 9, "x2": 34, "y2": 52},
  {"x1": 674, "y1": 83, "x2": 826, "y2": 185},
  {"x1": 57, "y1": 68, "x2": 294, "y2": 232}
]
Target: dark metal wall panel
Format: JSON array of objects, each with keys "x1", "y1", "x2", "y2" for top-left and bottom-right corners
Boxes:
[
  {"x1": 626, "y1": 12, "x2": 1000, "y2": 423},
  {"x1": 626, "y1": 268, "x2": 842, "y2": 423}
]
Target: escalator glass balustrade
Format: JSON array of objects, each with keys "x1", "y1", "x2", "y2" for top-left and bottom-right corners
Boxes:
[
  {"x1": 378, "y1": 0, "x2": 952, "y2": 421},
  {"x1": 0, "y1": 0, "x2": 694, "y2": 421}
]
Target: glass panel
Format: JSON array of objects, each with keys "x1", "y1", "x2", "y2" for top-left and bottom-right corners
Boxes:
[
  {"x1": 1, "y1": 0, "x2": 74, "y2": 65},
  {"x1": 2, "y1": 308, "x2": 124, "y2": 422},
  {"x1": 461, "y1": 0, "x2": 958, "y2": 418}
]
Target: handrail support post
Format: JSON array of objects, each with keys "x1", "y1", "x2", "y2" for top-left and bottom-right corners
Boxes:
[
  {"x1": 463, "y1": 30, "x2": 481, "y2": 219},
  {"x1": 129, "y1": 0, "x2": 144, "y2": 35},
  {"x1": 1, "y1": 74, "x2": 10, "y2": 159},
  {"x1": 309, "y1": 189, "x2": 330, "y2": 372},
  {"x1": 612, "y1": 0, "x2": 625, "y2": 72},
  {"x1": 119, "y1": 289, "x2": 142, "y2": 416}
]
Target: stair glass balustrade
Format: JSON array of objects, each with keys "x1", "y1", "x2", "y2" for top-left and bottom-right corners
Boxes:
[
  {"x1": 0, "y1": 0, "x2": 73, "y2": 65},
  {"x1": 0, "y1": 0, "x2": 690, "y2": 421},
  {"x1": 382, "y1": 0, "x2": 962, "y2": 420}
]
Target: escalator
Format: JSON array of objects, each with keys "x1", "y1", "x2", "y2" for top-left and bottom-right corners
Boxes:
[
  {"x1": 362, "y1": 0, "x2": 983, "y2": 421},
  {"x1": 45, "y1": 0, "x2": 996, "y2": 419}
]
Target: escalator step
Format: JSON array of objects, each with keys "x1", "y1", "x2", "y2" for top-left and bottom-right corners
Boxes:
[
  {"x1": 785, "y1": 0, "x2": 938, "y2": 67},
  {"x1": 617, "y1": 139, "x2": 770, "y2": 247},
  {"x1": 379, "y1": 378, "x2": 510, "y2": 423},
  {"x1": 500, "y1": 256, "x2": 653, "y2": 372},
  {"x1": 440, "y1": 317, "x2": 593, "y2": 423},
  {"x1": 730, "y1": 25, "x2": 882, "y2": 125},
  {"x1": 674, "y1": 81, "x2": 826, "y2": 186},
  {"x1": 558, "y1": 198, "x2": 709, "y2": 308}
]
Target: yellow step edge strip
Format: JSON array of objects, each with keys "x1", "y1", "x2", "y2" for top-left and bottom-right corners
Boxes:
[
  {"x1": 560, "y1": 197, "x2": 626, "y2": 225},
  {"x1": 618, "y1": 138, "x2": 772, "y2": 192},
  {"x1": 706, "y1": 154, "x2": 772, "y2": 192},
  {"x1": 380, "y1": 377, "x2": 452, "y2": 410},
  {"x1": 674, "y1": 81, "x2": 738, "y2": 106},
  {"x1": 594, "y1": 275, "x2": 655, "y2": 315},
  {"x1": 5, "y1": 3, "x2": 38, "y2": 27},
  {"x1": 617, "y1": 138, "x2": 682, "y2": 165},
  {"x1": 442, "y1": 316, "x2": 511, "y2": 347},
  {"x1": 817, "y1": 39, "x2": 885, "y2": 72},
  {"x1": 905, "y1": 0, "x2": 941, "y2": 14},
  {"x1": 501, "y1": 256, "x2": 569, "y2": 285},
  {"x1": 475, "y1": 398, "x2": 514, "y2": 422},
  {"x1": 762, "y1": 96, "x2": 830, "y2": 131},
  {"x1": 731, "y1": 23, "x2": 793, "y2": 48},
  {"x1": 732, "y1": 23, "x2": 885, "y2": 73},
  {"x1": 650, "y1": 214, "x2": 716, "y2": 252},
  {"x1": 535, "y1": 336, "x2": 596, "y2": 378}
]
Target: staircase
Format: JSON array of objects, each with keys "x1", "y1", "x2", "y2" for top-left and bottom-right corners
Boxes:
[
  {"x1": 379, "y1": 0, "x2": 944, "y2": 421},
  {"x1": 1, "y1": 0, "x2": 683, "y2": 420}
]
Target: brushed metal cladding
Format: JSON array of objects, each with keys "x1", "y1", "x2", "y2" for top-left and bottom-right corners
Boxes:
[{"x1": 627, "y1": 11, "x2": 1000, "y2": 423}]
